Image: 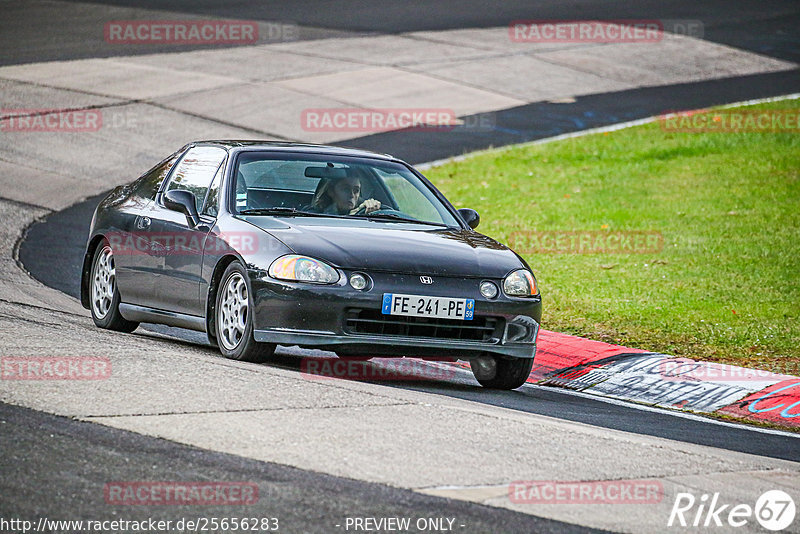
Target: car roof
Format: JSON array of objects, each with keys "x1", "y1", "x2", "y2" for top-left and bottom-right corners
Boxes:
[{"x1": 192, "y1": 140, "x2": 398, "y2": 162}]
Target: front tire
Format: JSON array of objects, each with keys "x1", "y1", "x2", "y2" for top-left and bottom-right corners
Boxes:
[
  {"x1": 471, "y1": 355, "x2": 533, "y2": 390},
  {"x1": 215, "y1": 261, "x2": 275, "y2": 363},
  {"x1": 89, "y1": 240, "x2": 139, "y2": 332}
]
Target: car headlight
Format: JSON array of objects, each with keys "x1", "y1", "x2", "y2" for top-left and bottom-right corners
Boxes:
[
  {"x1": 268, "y1": 255, "x2": 339, "y2": 284},
  {"x1": 480, "y1": 280, "x2": 499, "y2": 299},
  {"x1": 503, "y1": 269, "x2": 538, "y2": 297},
  {"x1": 349, "y1": 272, "x2": 370, "y2": 290}
]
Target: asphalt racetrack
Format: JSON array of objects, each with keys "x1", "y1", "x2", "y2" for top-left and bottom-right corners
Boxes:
[{"x1": 3, "y1": 1, "x2": 800, "y2": 532}]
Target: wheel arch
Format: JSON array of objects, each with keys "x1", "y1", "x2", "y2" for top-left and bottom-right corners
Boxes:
[
  {"x1": 205, "y1": 254, "x2": 241, "y2": 339},
  {"x1": 80, "y1": 234, "x2": 108, "y2": 309}
]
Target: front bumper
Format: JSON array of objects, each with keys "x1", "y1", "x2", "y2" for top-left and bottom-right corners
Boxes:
[{"x1": 249, "y1": 269, "x2": 541, "y2": 360}]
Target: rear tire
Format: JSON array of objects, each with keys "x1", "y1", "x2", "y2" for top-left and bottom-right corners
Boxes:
[
  {"x1": 472, "y1": 355, "x2": 533, "y2": 390},
  {"x1": 215, "y1": 261, "x2": 275, "y2": 363},
  {"x1": 89, "y1": 240, "x2": 139, "y2": 333}
]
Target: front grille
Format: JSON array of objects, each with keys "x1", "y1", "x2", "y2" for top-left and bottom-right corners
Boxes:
[{"x1": 344, "y1": 308, "x2": 503, "y2": 342}]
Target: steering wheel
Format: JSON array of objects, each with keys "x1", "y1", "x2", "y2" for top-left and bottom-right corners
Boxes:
[{"x1": 351, "y1": 202, "x2": 392, "y2": 216}]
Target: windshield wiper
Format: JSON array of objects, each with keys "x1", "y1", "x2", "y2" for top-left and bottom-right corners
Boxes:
[
  {"x1": 361, "y1": 212, "x2": 448, "y2": 227},
  {"x1": 238, "y1": 207, "x2": 338, "y2": 218}
]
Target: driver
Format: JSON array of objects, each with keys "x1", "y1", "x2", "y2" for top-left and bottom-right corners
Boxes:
[{"x1": 311, "y1": 176, "x2": 381, "y2": 215}]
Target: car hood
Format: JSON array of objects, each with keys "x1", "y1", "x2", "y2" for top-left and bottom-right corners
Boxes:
[{"x1": 244, "y1": 217, "x2": 524, "y2": 277}]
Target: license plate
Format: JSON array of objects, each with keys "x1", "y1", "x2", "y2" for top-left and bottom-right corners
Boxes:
[{"x1": 381, "y1": 294, "x2": 474, "y2": 321}]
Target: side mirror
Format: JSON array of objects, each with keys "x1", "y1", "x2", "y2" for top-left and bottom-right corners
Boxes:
[
  {"x1": 458, "y1": 208, "x2": 480, "y2": 229},
  {"x1": 164, "y1": 189, "x2": 200, "y2": 227}
]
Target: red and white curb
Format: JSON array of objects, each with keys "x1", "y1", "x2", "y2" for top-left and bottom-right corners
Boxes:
[{"x1": 530, "y1": 329, "x2": 800, "y2": 428}]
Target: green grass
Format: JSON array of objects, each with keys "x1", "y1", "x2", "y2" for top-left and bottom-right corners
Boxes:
[{"x1": 426, "y1": 100, "x2": 800, "y2": 371}]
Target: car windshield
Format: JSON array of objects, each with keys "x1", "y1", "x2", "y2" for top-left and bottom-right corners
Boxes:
[{"x1": 232, "y1": 153, "x2": 460, "y2": 227}]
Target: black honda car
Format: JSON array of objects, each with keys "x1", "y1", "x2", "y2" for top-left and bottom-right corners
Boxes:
[{"x1": 81, "y1": 141, "x2": 541, "y2": 389}]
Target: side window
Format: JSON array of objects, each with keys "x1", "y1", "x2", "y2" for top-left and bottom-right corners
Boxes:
[
  {"x1": 164, "y1": 146, "x2": 227, "y2": 212},
  {"x1": 202, "y1": 162, "x2": 225, "y2": 217},
  {"x1": 377, "y1": 170, "x2": 444, "y2": 223},
  {"x1": 133, "y1": 152, "x2": 181, "y2": 200}
]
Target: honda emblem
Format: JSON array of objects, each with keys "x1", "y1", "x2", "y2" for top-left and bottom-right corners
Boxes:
[{"x1": 420, "y1": 276, "x2": 433, "y2": 284}]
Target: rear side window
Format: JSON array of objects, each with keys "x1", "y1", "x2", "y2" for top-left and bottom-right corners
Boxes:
[
  {"x1": 164, "y1": 146, "x2": 227, "y2": 212},
  {"x1": 132, "y1": 151, "x2": 181, "y2": 200}
]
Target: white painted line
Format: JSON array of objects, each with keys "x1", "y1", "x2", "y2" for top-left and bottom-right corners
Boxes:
[
  {"x1": 523, "y1": 383, "x2": 800, "y2": 439},
  {"x1": 418, "y1": 92, "x2": 800, "y2": 170}
]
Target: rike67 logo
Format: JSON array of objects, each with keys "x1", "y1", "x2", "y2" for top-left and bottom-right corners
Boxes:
[{"x1": 668, "y1": 490, "x2": 795, "y2": 531}]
